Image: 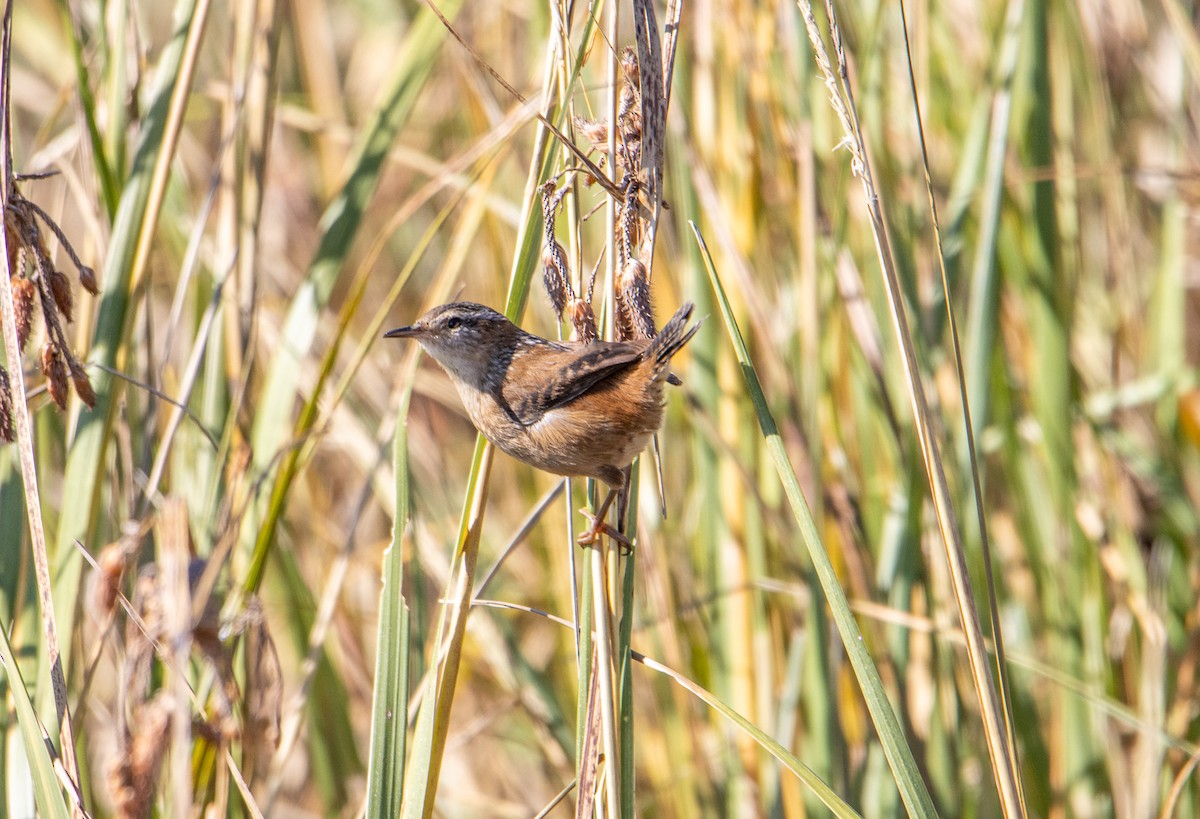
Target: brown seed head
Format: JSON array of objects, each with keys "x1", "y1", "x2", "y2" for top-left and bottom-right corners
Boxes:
[
  {"x1": 620, "y1": 47, "x2": 640, "y2": 86},
  {"x1": 12, "y1": 276, "x2": 36, "y2": 352},
  {"x1": 109, "y1": 694, "x2": 172, "y2": 819},
  {"x1": 567, "y1": 298, "x2": 598, "y2": 344},
  {"x1": 617, "y1": 258, "x2": 655, "y2": 340},
  {"x1": 541, "y1": 241, "x2": 570, "y2": 319},
  {"x1": 91, "y1": 542, "x2": 128, "y2": 620},
  {"x1": 79, "y1": 265, "x2": 99, "y2": 295},
  {"x1": 4, "y1": 207, "x2": 21, "y2": 275},
  {"x1": 41, "y1": 342, "x2": 68, "y2": 409},
  {"x1": 70, "y1": 360, "x2": 96, "y2": 408},
  {"x1": 49, "y1": 268, "x2": 73, "y2": 322}
]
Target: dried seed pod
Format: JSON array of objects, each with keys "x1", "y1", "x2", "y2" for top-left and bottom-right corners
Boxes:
[
  {"x1": 70, "y1": 359, "x2": 96, "y2": 408},
  {"x1": 243, "y1": 599, "x2": 283, "y2": 777},
  {"x1": 625, "y1": 114, "x2": 644, "y2": 143},
  {"x1": 541, "y1": 241, "x2": 570, "y2": 319},
  {"x1": 620, "y1": 47, "x2": 640, "y2": 86},
  {"x1": 79, "y1": 265, "x2": 99, "y2": 295},
  {"x1": 12, "y1": 276, "x2": 36, "y2": 352},
  {"x1": 618, "y1": 84, "x2": 639, "y2": 131},
  {"x1": 109, "y1": 694, "x2": 172, "y2": 819},
  {"x1": 617, "y1": 258, "x2": 656, "y2": 340},
  {"x1": 621, "y1": 112, "x2": 642, "y2": 144},
  {"x1": 4, "y1": 207, "x2": 22, "y2": 275},
  {"x1": 614, "y1": 299, "x2": 635, "y2": 342},
  {"x1": 567, "y1": 297, "x2": 598, "y2": 344},
  {"x1": 90, "y1": 543, "x2": 127, "y2": 621},
  {"x1": 41, "y1": 342, "x2": 68, "y2": 409},
  {"x1": 618, "y1": 179, "x2": 641, "y2": 261},
  {"x1": 0, "y1": 367, "x2": 13, "y2": 442},
  {"x1": 618, "y1": 49, "x2": 642, "y2": 154},
  {"x1": 49, "y1": 268, "x2": 73, "y2": 322}
]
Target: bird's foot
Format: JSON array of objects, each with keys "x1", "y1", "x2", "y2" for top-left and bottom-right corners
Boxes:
[{"x1": 577, "y1": 512, "x2": 633, "y2": 553}]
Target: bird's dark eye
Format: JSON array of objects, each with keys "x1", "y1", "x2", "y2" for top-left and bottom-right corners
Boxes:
[{"x1": 446, "y1": 317, "x2": 462, "y2": 330}]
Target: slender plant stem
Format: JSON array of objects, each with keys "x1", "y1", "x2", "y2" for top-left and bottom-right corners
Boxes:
[
  {"x1": 589, "y1": 543, "x2": 620, "y2": 819},
  {"x1": 0, "y1": 0, "x2": 82, "y2": 798}
]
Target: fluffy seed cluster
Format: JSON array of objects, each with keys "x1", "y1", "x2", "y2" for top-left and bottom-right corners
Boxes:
[{"x1": 2, "y1": 181, "x2": 99, "y2": 441}]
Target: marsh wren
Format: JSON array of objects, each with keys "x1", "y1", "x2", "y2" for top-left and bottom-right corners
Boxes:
[{"x1": 385, "y1": 301, "x2": 698, "y2": 545}]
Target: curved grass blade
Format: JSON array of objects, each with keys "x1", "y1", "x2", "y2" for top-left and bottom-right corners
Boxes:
[
  {"x1": 693, "y1": 222, "x2": 938, "y2": 818},
  {"x1": 796, "y1": 4, "x2": 1024, "y2": 813},
  {"x1": 59, "y1": 5, "x2": 119, "y2": 217},
  {"x1": 897, "y1": 0, "x2": 1024, "y2": 801},
  {"x1": 472, "y1": 599, "x2": 861, "y2": 817},
  {"x1": 400, "y1": 437, "x2": 493, "y2": 819},
  {"x1": 636, "y1": 649, "x2": 861, "y2": 819},
  {"x1": 365, "y1": 382, "x2": 415, "y2": 813},
  {"x1": 0, "y1": 623, "x2": 71, "y2": 819}
]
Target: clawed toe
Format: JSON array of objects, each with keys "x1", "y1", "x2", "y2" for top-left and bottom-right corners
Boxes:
[{"x1": 577, "y1": 512, "x2": 633, "y2": 551}]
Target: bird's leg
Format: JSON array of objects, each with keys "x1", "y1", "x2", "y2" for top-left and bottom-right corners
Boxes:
[
  {"x1": 610, "y1": 466, "x2": 636, "y2": 553},
  {"x1": 615, "y1": 482, "x2": 630, "y2": 536},
  {"x1": 577, "y1": 485, "x2": 632, "y2": 550}
]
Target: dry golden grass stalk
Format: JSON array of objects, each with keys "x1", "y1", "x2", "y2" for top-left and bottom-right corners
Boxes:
[
  {"x1": 0, "y1": 23, "x2": 87, "y2": 785},
  {"x1": 799, "y1": 0, "x2": 1025, "y2": 814}
]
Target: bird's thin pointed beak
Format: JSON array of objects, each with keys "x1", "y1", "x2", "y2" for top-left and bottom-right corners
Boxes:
[{"x1": 383, "y1": 325, "x2": 421, "y2": 339}]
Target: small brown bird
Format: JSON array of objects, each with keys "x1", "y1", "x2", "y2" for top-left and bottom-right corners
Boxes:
[{"x1": 385, "y1": 301, "x2": 698, "y2": 545}]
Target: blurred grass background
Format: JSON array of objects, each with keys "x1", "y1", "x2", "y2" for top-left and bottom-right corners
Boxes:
[{"x1": 2, "y1": 0, "x2": 1199, "y2": 816}]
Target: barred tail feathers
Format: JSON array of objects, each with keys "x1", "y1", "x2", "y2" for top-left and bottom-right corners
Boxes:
[{"x1": 647, "y1": 302, "x2": 699, "y2": 367}]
